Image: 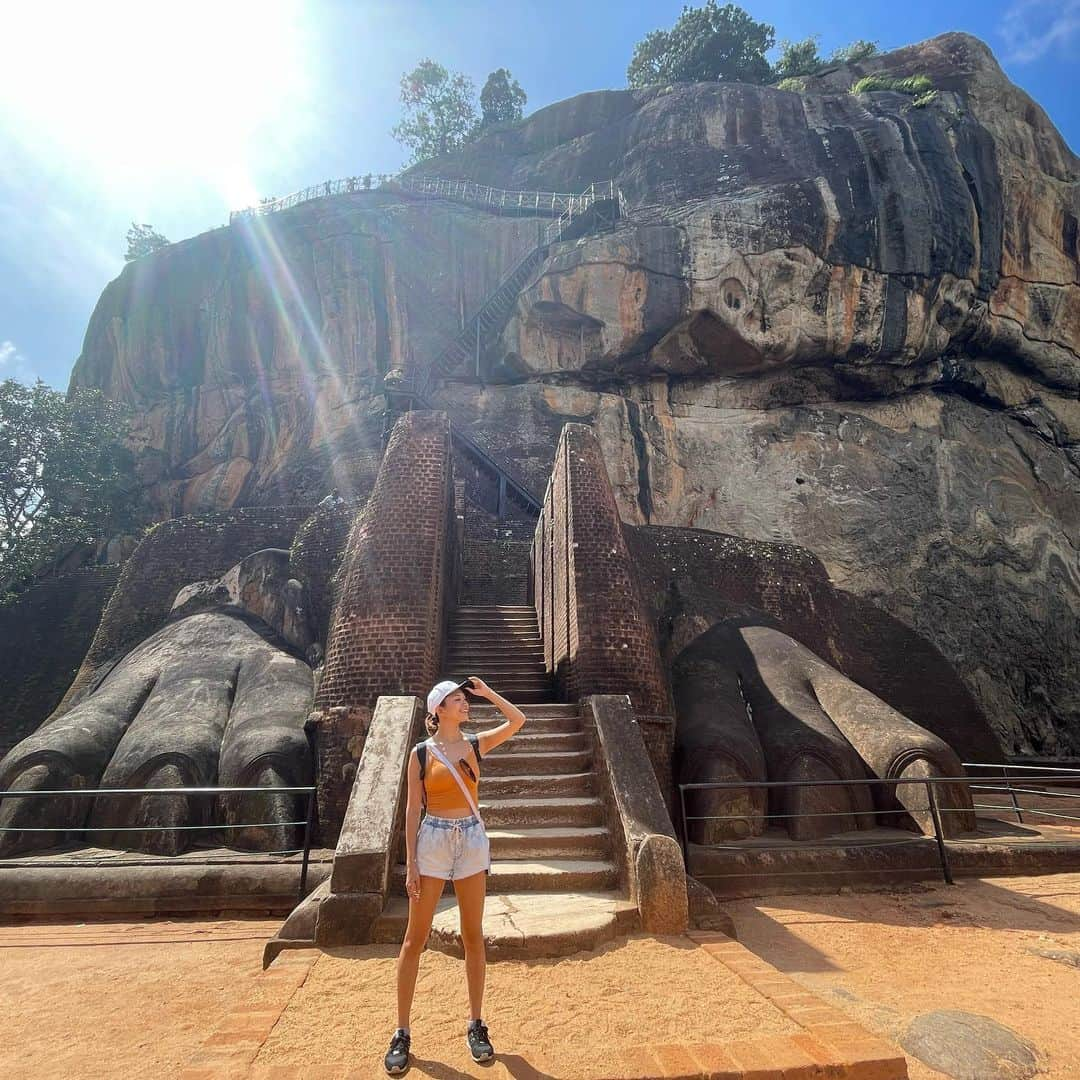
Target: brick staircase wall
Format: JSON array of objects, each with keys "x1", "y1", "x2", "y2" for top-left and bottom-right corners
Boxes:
[
  {"x1": 308, "y1": 411, "x2": 455, "y2": 841},
  {"x1": 56, "y1": 506, "x2": 312, "y2": 715},
  {"x1": 531, "y1": 424, "x2": 674, "y2": 785},
  {"x1": 460, "y1": 510, "x2": 534, "y2": 605}
]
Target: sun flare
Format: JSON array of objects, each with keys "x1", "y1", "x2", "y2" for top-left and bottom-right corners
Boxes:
[{"x1": 1, "y1": 1, "x2": 312, "y2": 208}]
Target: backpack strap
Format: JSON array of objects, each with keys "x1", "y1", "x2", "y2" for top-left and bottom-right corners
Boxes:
[
  {"x1": 415, "y1": 743, "x2": 428, "y2": 814},
  {"x1": 467, "y1": 732, "x2": 482, "y2": 763}
]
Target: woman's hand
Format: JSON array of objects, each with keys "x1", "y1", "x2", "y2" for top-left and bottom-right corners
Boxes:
[
  {"x1": 405, "y1": 862, "x2": 420, "y2": 903},
  {"x1": 467, "y1": 676, "x2": 496, "y2": 700}
]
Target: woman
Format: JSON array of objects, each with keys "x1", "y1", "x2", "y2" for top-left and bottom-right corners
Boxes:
[{"x1": 384, "y1": 675, "x2": 526, "y2": 1075}]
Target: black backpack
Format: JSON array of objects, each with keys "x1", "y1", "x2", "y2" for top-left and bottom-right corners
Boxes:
[{"x1": 416, "y1": 734, "x2": 482, "y2": 813}]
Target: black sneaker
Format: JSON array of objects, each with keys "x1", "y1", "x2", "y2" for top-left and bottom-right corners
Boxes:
[
  {"x1": 384, "y1": 1029, "x2": 411, "y2": 1074},
  {"x1": 467, "y1": 1018, "x2": 494, "y2": 1063}
]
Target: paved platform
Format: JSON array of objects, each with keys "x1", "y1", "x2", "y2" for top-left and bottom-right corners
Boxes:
[
  {"x1": 0, "y1": 845, "x2": 333, "y2": 916},
  {"x1": 691, "y1": 813, "x2": 1080, "y2": 899},
  {"x1": 371, "y1": 890, "x2": 641, "y2": 958},
  {"x1": 184, "y1": 934, "x2": 906, "y2": 1079}
]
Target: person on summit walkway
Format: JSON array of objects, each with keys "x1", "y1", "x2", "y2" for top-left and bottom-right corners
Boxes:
[{"x1": 384, "y1": 675, "x2": 527, "y2": 1075}]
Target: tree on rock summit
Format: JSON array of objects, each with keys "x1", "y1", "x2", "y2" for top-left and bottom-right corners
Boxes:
[
  {"x1": 124, "y1": 222, "x2": 170, "y2": 261},
  {"x1": 392, "y1": 59, "x2": 478, "y2": 164},
  {"x1": 627, "y1": 1, "x2": 775, "y2": 87},
  {"x1": 479, "y1": 68, "x2": 527, "y2": 128}
]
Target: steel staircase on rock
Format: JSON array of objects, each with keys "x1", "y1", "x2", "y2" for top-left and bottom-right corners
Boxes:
[
  {"x1": 370, "y1": 604, "x2": 636, "y2": 958},
  {"x1": 415, "y1": 244, "x2": 549, "y2": 400}
]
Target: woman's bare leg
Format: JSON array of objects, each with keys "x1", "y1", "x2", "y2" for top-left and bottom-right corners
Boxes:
[
  {"x1": 453, "y1": 869, "x2": 488, "y2": 1021},
  {"x1": 396, "y1": 874, "x2": 445, "y2": 1028}
]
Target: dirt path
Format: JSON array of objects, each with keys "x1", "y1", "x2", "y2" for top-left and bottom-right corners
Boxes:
[{"x1": 727, "y1": 874, "x2": 1080, "y2": 1079}]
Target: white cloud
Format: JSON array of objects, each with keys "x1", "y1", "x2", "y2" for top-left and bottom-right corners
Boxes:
[
  {"x1": 1000, "y1": 0, "x2": 1080, "y2": 63},
  {"x1": 0, "y1": 339, "x2": 37, "y2": 384}
]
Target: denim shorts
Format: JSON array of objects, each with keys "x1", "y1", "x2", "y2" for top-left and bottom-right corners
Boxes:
[{"x1": 415, "y1": 813, "x2": 491, "y2": 881}]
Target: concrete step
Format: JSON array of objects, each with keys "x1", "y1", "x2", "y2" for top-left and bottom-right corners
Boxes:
[
  {"x1": 464, "y1": 715, "x2": 580, "y2": 735},
  {"x1": 469, "y1": 703, "x2": 580, "y2": 718},
  {"x1": 445, "y1": 659, "x2": 547, "y2": 670},
  {"x1": 455, "y1": 609, "x2": 540, "y2": 617},
  {"x1": 448, "y1": 629, "x2": 542, "y2": 639},
  {"x1": 449, "y1": 618, "x2": 539, "y2": 627},
  {"x1": 482, "y1": 731, "x2": 587, "y2": 753},
  {"x1": 447, "y1": 634, "x2": 543, "y2": 646},
  {"x1": 481, "y1": 749, "x2": 591, "y2": 777},
  {"x1": 481, "y1": 772, "x2": 595, "y2": 798},
  {"x1": 370, "y1": 891, "x2": 640, "y2": 959},
  {"x1": 478, "y1": 796, "x2": 604, "y2": 828},
  {"x1": 391, "y1": 857, "x2": 618, "y2": 895}
]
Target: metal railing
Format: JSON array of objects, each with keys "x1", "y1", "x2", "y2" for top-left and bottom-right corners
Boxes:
[
  {"x1": 543, "y1": 180, "x2": 622, "y2": 244},
  {"x1": 963, "y1": 762, "x2": 1080, "y2": 826},
  {"x1": 679, "y1": 769, "x2": 1080, "y2": 888},
  {"x1": 0, "y1": 784, "x2": 318, "y2": 901},
  {"x1": 230, "y1": 172, "x2": 622, "y2": 227}
]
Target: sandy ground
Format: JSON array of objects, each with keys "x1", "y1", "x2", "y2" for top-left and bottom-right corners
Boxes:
[
  {"x1": 728, "y1": 874, "x2": 1080, "y2": 1079},
  {"x1": 255, "y1": 935, "x2": 797, "y2": 1077},
  {"x1": 0, "y1": 917, "x2": 282, "y2": 1079}
]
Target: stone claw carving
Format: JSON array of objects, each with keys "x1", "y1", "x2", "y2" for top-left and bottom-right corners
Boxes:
[
  {"x1": 0, "y1": 609, "x2": 313, "y2": 857},
  {"x1": 674, "y1": 621, "x2": 976, "y2": 844}
]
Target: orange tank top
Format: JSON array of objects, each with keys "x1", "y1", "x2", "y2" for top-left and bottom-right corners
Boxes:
[{"x1": 423, "y1": 745, "x2": 481, "y2": 815}]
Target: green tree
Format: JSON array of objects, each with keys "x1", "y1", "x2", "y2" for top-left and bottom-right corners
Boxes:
[
  {"x1": 124, "y1": 222, "x2": 170, "y2": 261},
  {"x1": 392, "y1": 59, "x2": 478, "y2": 164},
  {"x1": 774, "y1": 35, "x2": 879, "y2": 80},
  {"x1": 479, "y1": 68, "x2": 527, "y2": 128},
  {"x1": 626, "y1": 2, "x2": 775, "y2": 88},
  {"x1": 0, "y1": 380, "x2": 134, "y2": 599}
]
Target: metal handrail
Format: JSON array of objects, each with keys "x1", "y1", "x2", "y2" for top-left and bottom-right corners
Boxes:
[
  {"x1": 230, "y1": 172, "x2": 620, "y2": 225},
  {"x1": 0, "y1": 784, "x2": 318, "y2": 901},
  {"x1": 678, "y1": 772, "x2": 1080, "y2": 888}
]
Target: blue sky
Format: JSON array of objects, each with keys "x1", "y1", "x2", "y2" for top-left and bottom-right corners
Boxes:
[{"x1": 1, "y1": 0, "x2": 1077, "y2": 390}]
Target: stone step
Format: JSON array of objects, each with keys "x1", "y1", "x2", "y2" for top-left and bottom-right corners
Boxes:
[
  {"x1": 446, "y1": 652, "x2": 546, "y2": 665},
  {"x1": 449, "y1": 670, "x2": 550, "y2": 683},
  {"x1": 464, "y1": 715, "x2": 580, "y2": 735},
  {"x1": 456, "y1": 606, "x2": 537, "y2": 613},
  {"x1": 450, "y1": 629, "x2": 540, "y2": 639},
  {"x1": 481, "y1": 749, "x2": 592, "y2": 777},
  {"x1": 483, "y1": 731, "x2": 587, "y2": 753},
  {"x1": 448, "y1": 619, "x2": 540, "y2": 629},
  {"x1": 478, "y1": 796, "x2": 604, "y2": 828},
  {"x1": 391, "y1": 857, "x2": 618, "y2": 895},
  {"x1": 449, "y1": 617, "x2": 538, "y2": 625},
  {"x1": 442, "y1": 656, "x2": 544, "y2": 665},
  {"x1": 469, "y1": 703, "x2": 581, "y2": 718},
  {"x1": 370, "y1": 892, "x2": 640, "y2": 959},
  {"x1": 481, "y1": 772, "x2": 595, "y2": 798}
]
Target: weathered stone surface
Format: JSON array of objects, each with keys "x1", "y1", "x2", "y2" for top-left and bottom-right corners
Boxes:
[
  {"x1": 70, "y1": 200, "x2": 540, "y2": 519},
  {"x1": 901, "y1": 1010, "x2": 1038, "y2": 1079},
  {"x1": 586, "y1": 695, "x2": 687, "y2": 932},
  {"x1": 0, "y1": 610, "x2": 313, "y2": 856},
  {"x1": 330, "y1": 696, "x2": 422, "y2": 895},
  {"x1": 172, "y1": 548, "x2": 315, "y2": 656},
  {"x1": 67, "y1": 33, "x2": 1078, "y2": 755}
]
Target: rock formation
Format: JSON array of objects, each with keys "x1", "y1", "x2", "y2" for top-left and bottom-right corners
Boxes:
[{"x1": 61, "y1": 34, "x2": 1077, "y2": 757}]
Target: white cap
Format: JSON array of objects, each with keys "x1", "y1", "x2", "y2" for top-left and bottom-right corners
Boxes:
[{"x1": 426, "y1": 678, "x2": 470, "y2": 714}]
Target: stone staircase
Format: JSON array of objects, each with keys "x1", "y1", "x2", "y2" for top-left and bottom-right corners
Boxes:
[
  {"x1": 369, "y1": 603, "x2": 637, "y2": 958},
  {"x1": 443, "y1": 605, "x2": 553, "y2": 703}
]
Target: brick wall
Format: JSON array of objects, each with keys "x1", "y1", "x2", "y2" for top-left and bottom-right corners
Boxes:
[
  {"x1": 532, "y1": 421, "x2": 673, "y2": 711},
  {"x1": 57, "y1": 507, "x2": 311, "y2": 715},
  {"x1": 309, "y1": 411, "x2": 454, "y2": 841},
  {"x1": 532, "y1": 424, "x2": 671, "y2": 714},
  {"x1": 461, "y1": 508, "x2": 533, "y2": 605},
  {"x1": 0, "y1": 567, "x2": 121, "y2": 759}
]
